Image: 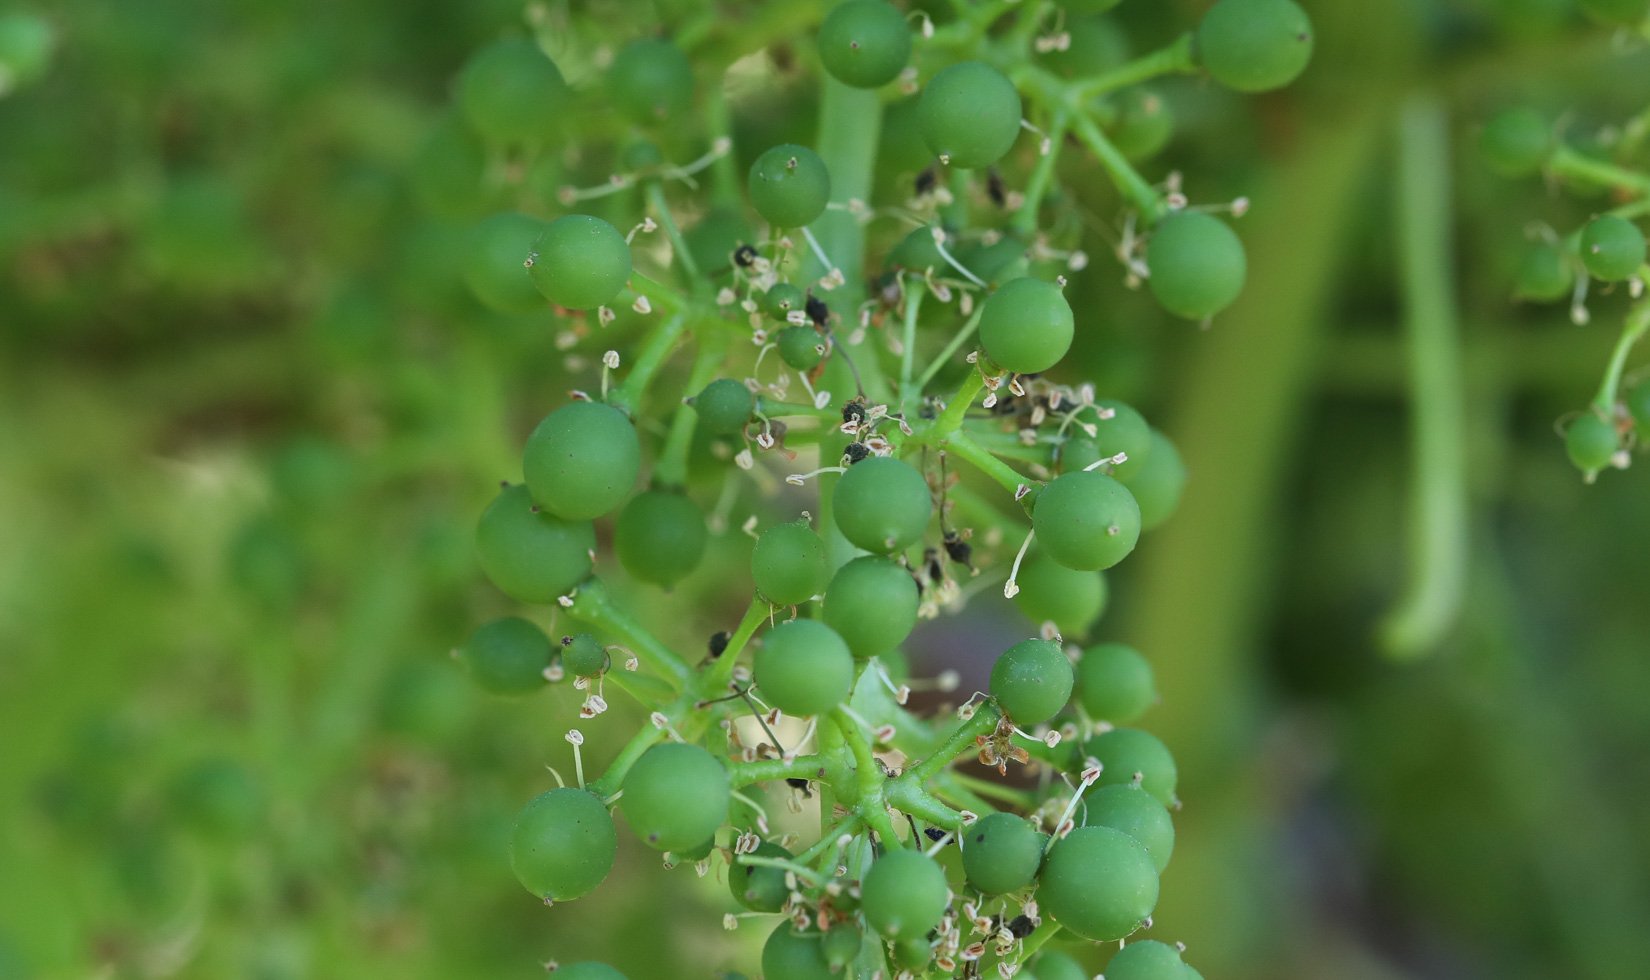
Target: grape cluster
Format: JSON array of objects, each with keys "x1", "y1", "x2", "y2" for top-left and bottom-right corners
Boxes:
[{"x1": 429, "y1": 0, "x2": 1311, "y2": 975}]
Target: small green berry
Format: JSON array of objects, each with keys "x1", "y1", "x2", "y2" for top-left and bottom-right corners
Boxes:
[{"x1": 1580, "y1": 215, "x2": 1646, "y2": 282}]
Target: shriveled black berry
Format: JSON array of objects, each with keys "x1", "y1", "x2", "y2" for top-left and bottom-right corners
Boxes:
[
  {"x1": 842, "y1": 401, "x2": 867, "y2": 425},
  {"x1": 805, "y1": 293, "x2": 830, "y2": 329},
  {"x1": 914, "y1": 167, "x2": 937, "y2": 196},
  {"x1": 844, "y1": 443, "x2": 871, "y2": 464},
  {"x1": 708, "y1": 630, "x2": 731, "y2": 657},
  {"x1": 986, "y1": 169, "x2": 1007, "y2": 208},
  {"x1": 1007, "y1": 914, "x2": 1034, "y2": 939},
  {"x1": 943, "y1": 531, "x2": 972, "y2": 567},
  {"x1": 923, "y1": 827, "x2": 948, "y2": 842},
  {"x1": 733, "y1": 243, "x2": 759, "y2": 268}
]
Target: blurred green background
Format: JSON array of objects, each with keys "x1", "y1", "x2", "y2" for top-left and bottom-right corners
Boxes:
[{"x1": 3, "y1": 1, "x2": 1650, "y2": 978}]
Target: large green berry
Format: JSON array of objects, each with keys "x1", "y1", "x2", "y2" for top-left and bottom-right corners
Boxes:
[
  {"x1": 1014, "y1": 555, "x2": 1108, "y2": 638},
  {"x1": 818, "y1": 1, "x2": 912, "y2": 89},
  {"x1": 754, "y1": 619, "x2": 855, "y2": 717},
  {"x1": 752, "y1": 519, "x2": 830, "y2": 605},
  {"x1": 459, "y1": 617, "x2": 553, "y2": 694},
  {"x1": 1514, "y1": 242, "x2": 1575, "y2": 303},
  {"x1": 615, "y1": 490, "x2": 707, "y2": 588},
  {"x1": 1075, "y1": 643, "x2": 1156, "y2": 724},
  {"x1": 1121, "y1": 429, "x2": 1186, "y2": 531},
  {"x1": 1083, "y1": 727, "x2": 1178, "y2": 804},
  {"x1": 621, "y1": 743, "x2": 729, "y2": 852},
  {"x1": 821, "y1": 923, "x2": 864, "y2": 970},
  {"x1": 1565, "y1": 411, "x2": 1618, "y2": 474},
  {"x1": 523, "y1": 402, "x2": 640, "y2": 521},
  {"x1": 510, "y1": 788, "x2": 616, "y2": 902},
  {"x1": 694, "y1": 378, "x2": 755, "y2": 436},
  {"x1": 823, "y1": 556, "x2": 920, "y2": 658},
  {"x1": 1196, "y1": 0, "x2": 1314, "y2": 93},
  {"x1": 749, "y1": 144, "x2": 831, "y2": 229},
  {"x1": 465, "y1": 212, "x2": 548, "y2": 314},
  {"x1": 527, "y1": 214, "x2": 632, "y2": 310},
  {"x1": 861, "y1": 850, "x2": 950, "y2": 938},
  {"x1": 1083, "y1": 784, "x2": 1175, "y2": 872},
  {"x1": 730, "y1": 840, "x2": 793, "y2": 912},
  {"x1": 458, "y1": 38, "x2": 569, "y2": 146},
  {"x1": 1037, "y1": 826, "x2": 1159, "y2": 941},
  {"x1": 1080, "y1": 399, "x2": 1152, "y2": 480},
  {"x1": 979, "y1": 278, "x2": 1075, "y2": 375},
  {"x1": 832, "y1": 456, "x2": 933, "y2": 554},
  {"x1": 962, "y1": 812, "x2": 1045, "y2": 895},
  {"x1": 1146, "y1": 211, "x2": 1247, "y2": 320},
  {"x1": 918, "y1": 61, "x2": 1022, "y2": 169},
  {"x1": 1031, "y1": 471, "x2": 1141, "y2": 572},
  {"x1": 776, "y1": 326, "x2": 825, "y2": 371},
  {"x1": 1481, "y1": 108, "x2": 1551, "y2": 178},
  {"x1": 684, "y1": 206, "x2": 752, "y2": 281},
  {"x1": 475, "y1": 484, "x2": 595, "y2": 603},
  {"x1": 1109, "y1": 87, "x2": 1175, "y2": 161},
  {"x1": 607, "y1": 37, "x2": 692, "y2": 124},
  {"x1": 1580, "y1": 215, "x2": 1646, "y2": 282},
  {"x1": 990, "y1": 638, "x2": 1075, "y2": 726},
  {"x1": 762, "y1": 925, "x2": 835, "y2": 980},
  {"x1": 1104, "y1": 940, "x2": 1188, "y2": 980}
]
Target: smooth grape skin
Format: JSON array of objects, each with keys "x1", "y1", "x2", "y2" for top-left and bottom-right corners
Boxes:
[
  {"x1": 918, "y1": 61, "x2": 1023, "y2": 169},
  {"x1": 1579, "y1": 215, "x2": 1647, "y2": 282},
  {"x1": 614, "y1": 489, "x2": 708, "y2": 587},
  {"x1": 1481, "y1": 108, "x2": 1551, "y2": 178},
  {"x1": 510, "y1": 788, "x2": 617, "y2": 902},
  {"x1": 961, "y1": 812, "x2": 1046, "y2": 895},
  {"x1": 1103, "y1": 940, "x2": 1189, "y2": 980},
  {"x1": 776, "y1": 326, "x2": 825, "y2": 370},
  {"x1": 607, "y1": 37, "x2": 693, "y2": 124},
  {"x1": 861, "y1": 850, "x2": 951, "y2": 938},
  {"x1": 1075, "y1": 642, "x2": 1156, "y2": 723},
  {"x1": 817, "y1": 0, "x2": 912, "y2": 89},
  {"x1": 729, "y1": 840, "x2": 793, "y2": 912},
  {"x1": 1565, "y1": 412, "x2": 1619, "y2": 474},
  {"x1": 832, "y1": 456, "x2": 933, "y2": 554},
  {"x1": 527, "y1": 214, "x2": 632, "y2": 310},
  {"x1": 475, "y1": 484, "x2": 595, "y2": 603},
  {"x1": 694, "y1": 378, "x2": 755, "y2": 436},
  {"x1": 751, "y1": 519, "x2": 830, "y2": 605},
  {"x1": 523, "y1": 402, "x2": 641, "y2": 521},
  {"x1": 748, "y1": 144, "x2": 832, "y2": 229},
  {"x1": 1037, "y1": 826, "x2": 1159, "y2": 941},
  {"x1": 765, "y1": 283, "x2": 807, "y2": 320},
  {"x1": 990, "y1": 638, "x2": 1075, "y2": 726},
  {"x1": 1146, "y1": 210, "x2": 1248, "y2": 320},
  {"x1": 465, "y1": 212, "x2": 548, "y2": 314},
  {"x1": 762, "y1": 925, "x2": 836, "y2": 980},
  {"x1": 1082, "y1": 783, "x2": 1175, "y2": 872},
  {"x1": 1013, "y1": 555, "x2": 1108, "y2": 638},
  {"x1": 1081, "y1": 399, "x2": 1152, "y2": 481},
  {"x1": 1514, "y1": 242, "x2": 1575, "y2": 303},
  {"x1": 458, "y1": 38, "x2": 568, "y2": 146},
  {"x1": 1028, "y1": 950, "x2": 1090, "y2": 980},
  {"x1": 459, "y1": 617, "x2": 552, "y2": 694},
  {"x1": 553, "y1": 964, "x2": 628, "y2": 980},
  {"x1": 1043, "y1": 15, "x2": 1129, "y2": 79},
  {"x1": 1121, "y1": 429, "x2": 1187, "y2": 531},
  {"x1": 978, "y1": 277, "x2": 1075, "y2": 375},
  {"x1": 560, "y1": 633, "x2": 606, "y2": 677},
  {"x1": 1031, "y1": 471, "x2": 1142, "y2": 572},
  {"x1": 1195, "y1": 0, "x2": 1314, "y2": 94},
  {"x1": 1083, "y1": 727, "x2": 1179, "y2": 805},
  {"x1": 1109, "y1": 87, "x2": 1174, "y2": 162},
  {"x1": 753, "y1": 619, "x2": 855, "y2": 717},
  {"x1": 822, "y1": 556, "x2": 920, "y2": 658},
  {"x1": 620, "y1": 743, "x2": 729, "y2": 852}
]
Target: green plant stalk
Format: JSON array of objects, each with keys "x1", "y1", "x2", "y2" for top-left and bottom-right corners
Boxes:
[
  {"x1": 897, "y1": 702, "x2": 1003, "y2": 788},
  {"x1": 1012, "y1": 108, "x2": 1069, "y2": 235},
  {"x1": 1072, "y1": 33, "x2": 1198, "y2": 98},
  {"x1": 727, "y1": 753, "x2": 830, "y2": 786},
  {"x1": 609, "y1": 311, "x2": 689, "y2": 414},
  {"x1": 564, "y1": 578, "x2": 690, "y2": 685},
  {"x1": 944, "y1": 430, "x2": 1030, "y2": 496},
  {"x1": 701, "y1": 596, "x2": 769, "y2": 694},
  {"x1": 654, "y1": 333, "x2": 729, "y2": 486},
  {"x1": 833, "y1": 709, "x2": 886, "y2": 801},
  {"x1": 587, "y1": 725, "x2": 666, "y2": 798},
  {"x1": 1593, "y1": 292, "x2": 1650, "y2": 412},
  {"x1": 914, "y1": 301, "x2": 985, "y2": 390},
  {"x1": 644, "y1": 181, "x2": 705, "y2": 289},
  {"x1": 737, "y1": 853, "x2": 830, "y2": 887},
  {"x1": 899, "y1": 280, "x2": 925, "y2": 415},
  {"x1": 1070, "y1": 110, "x2": 1164, "y2": 219},
  {"x1": 1548, "y1": 144, "x2": 1650, "y2": 197},
  {"x1": 928, "y1": 367, "x2": 987, "y2": 440}
]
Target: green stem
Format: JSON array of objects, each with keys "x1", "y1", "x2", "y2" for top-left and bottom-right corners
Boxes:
[
  {"x1": 913, "y1": 303, "x2": 985, "y2": 391},
  {"x1": 654, "y1": 333, "x2": 728, "y2": 486},
  {"x1": 624, "y1": 271, "x2": 692, "y2": 316},
  {"x1": 727, "y1": 753, "x2": 830, "y2": 786},
  {"x1": 832, "y1": 709, "x2": 886, "y2": 801},
  {"x1": 1549, "y1": 144, "x2": 1650, "y2": 198},
  {"x1": 898, "y1": 702, "x2": 1002, "y2": 789},
  {"x1": 929, "y1": 367, "x2": 987, "y2": 441},
  {"x1": 1011, "y1": 108, "x2": 1069, "y2": 235},
  {"x1": 754, "y1": 396, "x2": 839, "y2": 420},
  {"x1": 944, "y1": 430, "x2": 1030, "y2": 497},
  {"x1": 797, "y1": 812, "x2": 862, "y2": 868},
  {"x1": 702, "y1": 596, "x2": 768, "y2": 693},
  {"x1": 609, "y1": 311, "x2": 689, "y2": 415},
  {"x1": 1593, "y1": 295, "x2": 1650, "y2": 411},
  {"x1": 737, "y1": 854, "x2": 830, "y2": 887},
  {"x1": 1071, "y1": 33, "x2": 1198, "y2": 98},
  {"x1": 588, "y1": 724, "x2": 666, "y2": 798},
  {"x1": 948, "y1": 771, "x2": 1035, "y2": 807},
  {"x1": 898, "y1": 281, "x2": 925, "y2": 414},
  {"x1": 1070, "y1": 110, "x2": 1164, "y2": 220},
  {"x1": 644, "y1": 182, "x2": 704, "y2": 289},
  {"x1": 565, "y1": 578, "x2": 690, "y2": 685}
]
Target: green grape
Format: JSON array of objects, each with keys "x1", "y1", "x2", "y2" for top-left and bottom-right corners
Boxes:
[
  {"x1": 1580, "y1": 215, "x2": 1647, "y2": 282},
  {"x1": 1514, "y1": 242, "x2": 1575, "y2": 302},
  {"x1": 607, "y1": 37, "x2": 693, "y2": 124},
  {"x1": 762, "y1": 925, "x2": 835, "y2": 980},
  {"x1": 621, "y1": 743, "x2": 729, "y2": 852},
  {"x1": 561, "y1": 633, "x2": 606, "y2": 677},
  {"x1": 1578, "y1": 0, "x2": 1650, "y2": 23},
  {"x1": 1625, "y1": 379, "x2": 1650, "y2": 437},
  {"x1": 861, "y1": 850, "x2": 950, "y2": 938},
  {"x1": 822, "y1": 556, "x2": 919, "y2": 658},
  {"x1": 887, "y1": 224, "x2": 951, "y2": 274},
  {"x1": 1043, "y1": 15, "x2": 1129, "y2": 79},
  {"x1": 990, "y1": 638, "x2": 1075, "y2": 726},
  {"x1": 818, "y1": 0, "x2": 912, "y2": 89},
  {"x1": 832, "y1": 456, "x2": 933, "y2": 554},
  {"x1": 475, "y1": 485, "x2": 596, "y2": 602},
  {"x1": 459, "y1": 617, "x2": 553, "y2": 694},
  {"x1": 1121, "y1": 429, "x2": 1186, "y2": 531},
  {"x1": 1195, "y1": 0, "x2": 1314, "y2": 93},
  {"x1": 685, "y1": 206, "x2": 752, "y2": 279},
  {"x1": 1014, "y1": 554, "x2": 1108, "y2": 638},
  {"x1": 171, "y1": 759, "x2": 262, "y2": 838},
  {"x1": 1082, "y1": 784, "x2": 1175, "y2": 872},
  {"x1": 1146, "y1": 211, "x2": 1247, "y2": 320},
  {"x1": 979, "y1": 277, "x2": 1076, "y2": 375},
  {"x1": 1037, "y1": 826, "x2": 1159, "y2": 941},
  {"x1": 1031, "y1": 471, "x2": 1142, "y2": 571},
  {"x1": 729, "y1": 840, "x2": 793, "y2": 912},
  {"x1": 765, "y1": 282, "x2": 807, "y2": 320},
  {"x1": 754, "y1": 619, "x2": 855, "y2": 716},
  {"x1": 1481, "y1": 108, "x2": 1551, "y2": 178},
  {"x1": 821, "y1": 922, "x2": 864, "y2": 969},
  {"x1": 1109, "y1": 88, "x2": 1174, "y2": 162},
  {"x1": 956, "y1": 233, "x2": 1031, "y2": 285},
  {"x1": 1030, "y1": 950, "x2": 1090, "y2": 980},
  {"x1": 510, "y1": 788, "x2": 616, "y2": 902},
  {"x1": 1075, "y1": 643, "x2": 1156, "y2": 724},
  {"x1": 465, "y1": 212, "x2": 548, "y2": 314},
  {"x1": 615, "y1": 489, "x2": 707, "y2": 588},
  {"x1": 458, "y1": 38, "x2": 569, "y2": 146},
  {"x1": 961, "y1": 812, "x2": 1045, "y2": 895},
  {"x1": 694, "y1": 378, "x2": 755, "y2": 436},
  {"x1": 918, "y1": 61, "x2": 1023, "y2": 169},
  {"x1": 555, "y1": 964, "x2": 628, "y2": 980},
  {"x1": 1104, "y1": 940, "x2": 1188, "y2": 980},
  {"x1": 752, "y1": 519, "x2": 830, "y2": 605},
  {"x1": 523, "y1": 402, "x2": 640, "y2": 521},
  {"x1": 1565, "y1": 411, "x2": 1618, "y2": 474},
  {"x1": 892, "y1": 936, "x2": 935, "y2": 971},
  {"x1": 1083, "y1": 727, "x2": 1178, "y2": 804},
  {"x1": 749, "y1": 144, "x2": 832, "y2": 229},
  {"x1": 776, "y1": 326, "x2": 826, "y2": 370},
  {"x1": 527, "y1": 214, "x2": 632, "y2": 310},
  {"x1": 1079, "y1": 399, "x2": 1152, "y2": 480}
]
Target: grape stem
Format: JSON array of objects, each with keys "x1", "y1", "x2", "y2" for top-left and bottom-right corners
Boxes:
[
  {"x1": 643, "y1": 181, "x2": 705, "y2": 289},
  {"x1": 1069, "y1": 109, "x2": 1165, "y2": 221},
  {"x1": 726, "y1": 752, "x2": 829, "y2": 786},
  {"x1": 1548, "y1": 144, "x2": 1650, "y2": 198},
  {"x1": 700, "y1": 596, "x2": 769, "y2": 694},
  {"x1": 1593, "y1": 292, "x2": 1650, "y2": 413},
  {"x1": 1012, "y1": 107, "x2": 1069, "y2": 236},
  {"x1": 943, "y1": 430, "x2": 1031, "y2": 498},
  {"x1": 1070, "y1": 32, "x2": 1198, "y2": 99},
  {"x1": 653, "y1": 333, "x2": 728, "y2": 486},
  {"x1": 609, "y1": 311, "x2": 689, "y2": 415},
  {"x1": 565, "y1": 578, "x2": 691, "y2": 685},
  {"x1": 898, "y1": 280, "x2": 926, "y2": 416},
  {"x1": 736, "y1": 853, "x2": 830, "y2": 888}
]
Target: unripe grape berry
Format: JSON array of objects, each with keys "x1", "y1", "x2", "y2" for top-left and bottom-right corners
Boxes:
[
  {"x1": 1481, "y1": 108, "x2": 1551, "y2": 178},
  {"x1": 918, "y1": 61, "x2": 1022, "y2": 169},
  {"x1": 615, "y1": 489, "x2": 707, "y2": 587},
  {"x1": 523, "y1": 401, "x2": 640, "y2": 521},
  {"x1": 1195, "y1": 0, "x2": 1314, "y2": 94},
  {"x1": 527, "y1": 214, "x2": 632, "y2": 310},
  {"x1": 892, "y1": 936, "x2": 935, "y2": 971},
  {"x1": 685, "y1": 206, "x2": 752, "y2": 281},
  {"x1": 555, "y1": 965, "x2": 628, "y2": 980},
  {"x1": 1029, "y1": 951, "x2": 1090, "y2": 980},
  {"x1": 823, "y1": 556, "x2": 920, "y2": 658},
  {"x1": 1514, "y1": 242, "x2": 1575, "y2": 303},
  {"x1": 1578, "y1": 0, "x2": 1650, "y2": 24},
  {"x1": 458, "y1": 38, "x2": 569, "y2": 147},
  {"x1": 776, "y1": 326, "x2": 825, "y2": 371},
  {"x1": 1037, "y1": 826, "x2": 1159, "y2": 941},
  {"x1": 1565, "y1": 411, "x2": 1618, "y2": 474},
  {"x1": 832, "y1": 456, "x2": 933, "y2": 554},
  {"x1": 1075, "y1": 643, "x2": 1156, "y2": 724},
  {"x1": 475, "y1": 484, "x2": 596, "y2": 603},
  {"x1": 510, "y1": 788, "x2": 616, "y2": 902},
  {"x1": 1080, "y1": 399, "x2": 1152, "y2": 480},
  {"x1": 821, "y1": 922, "x2": 864, "y2": 969},
  {"x1": 956, "y1": 233, "x2": 1031, "y2": 286},
  {"x1": 1146, "y1": 211, "x2": 1247, "y2": 320},
  {"x1": 607, "y1": 37, "x2": 692, "y2": 124},
  {"x1": 887, "y1": 225, "x2": 950, "y2": 274},
  {"x1": 1109, "y1": 87, "x2": 1175, "y2": 162},
  {"x1": 1044, "y1": 15, "x2": 1129, "y2": 79},
  {"x1": 459, "y1": 617, "x2": 553, "y2": 694},
  {"x1": 762, "y1": 925, "x2": 836, "y2": 980},
  {"x1": 1121, "y1": 429, "x2": 1186, "y2": 531},
  {"x1": 978, "y1": 277, "x2": 1075, "y2": 375},
  {"x1": 1083, "y1": 727, "x2": 1178, "y2": 804},
  {"x1": 1031, "y1": 471, "x2": 1142, "y2": 571},
  {"x1": 961, "y1": 812, "x2": 1045, "y2": 895},
  {"x1": 765, "y1": 282, "x2": 806, "y2": 321},
  {"x1": 990, "y1": 638, "x2": 1075, "y2": 726},
  {"x1": 861, "y1": 850, "x2": 950, "y2": 938},
  {"x1": 1625, "y1": 379, "x2": 1650, "y2": 438},
  {"x1": 1104, "y1": 940, "x2": 1188, "y2": 980},
  {"x1": 1579, "y1": 215, "x2": 1646, "y2": 282},
  {"x1": 818, "y1": 1, "x2": 912, "y2": 89},
  {"x1": 1082, "y1": 783, "x2": 1175, "y2": 872},
  {"x1": 748, "y1": 144, "x2": 831, "y2": 229},
  {"x1": 1014, "y1": 555, "x2": 1108, "y2": 638},
  {"x1": 751, "y1": 519, "x2": 830, "y2": 605},
  {"x1": 729, "y1": 840, "x2": 793, "y2": 912},
  {"x1": 560, "y1": 633, "x2": 606, "y2": 678},
  {"x1": 694, "y1": 378, "x2": 755, "y2": 436},
  {"x1": 753, "y1": 619, "x2": 855, "y2": 717},
  {"x1": 621, "y1": 743, "x2": 729, "y2": 852},
  {"x1": 465, "y1": 212, "x2": 548, "y2": 314}
]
